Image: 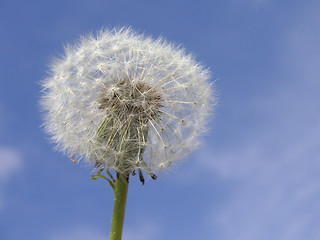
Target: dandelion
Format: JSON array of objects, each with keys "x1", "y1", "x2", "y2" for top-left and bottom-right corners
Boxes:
[{"x1": 40, "y1": 27, "x2": 215, "y2": 240}]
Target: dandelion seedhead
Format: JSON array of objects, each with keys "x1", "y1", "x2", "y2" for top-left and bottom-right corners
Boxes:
[{"x1": 40, "y1": 27, "x2": 215, "y2": 178}]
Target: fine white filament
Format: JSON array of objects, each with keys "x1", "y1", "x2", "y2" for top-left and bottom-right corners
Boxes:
[{"x1": 40, "y1": 27, "x2": 214, "y2": 175}]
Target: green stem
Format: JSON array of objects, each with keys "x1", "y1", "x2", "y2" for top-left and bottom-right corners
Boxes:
[{"x1": 109, "y1": 174, "x2": 129, "y2": 240}]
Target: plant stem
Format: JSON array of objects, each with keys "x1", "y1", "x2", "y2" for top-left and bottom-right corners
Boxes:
[{"x1": 109, "y1": 174, "x2": 129, "y2": 240}]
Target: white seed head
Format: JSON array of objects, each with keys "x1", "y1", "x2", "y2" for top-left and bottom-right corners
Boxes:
[{"x1": 40, "y1": 27, "x2": 215, "y2": 175}]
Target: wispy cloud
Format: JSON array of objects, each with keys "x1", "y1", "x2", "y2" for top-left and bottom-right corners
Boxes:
[
  {"x1": 0, "y1": 147, "x2": 23, "y2": 182},
  {"x1": 197, "y1": 2, "x2": 320, "y2": 239},
  {"x1": 0, "y1": 146, "x2": 23, "y2": 209},
  {"x1": 202, "y1": 128, "x2": 320, "y2": 239},
  {"x1": 47, "y1": 220, "x2": 161, "y2": 240},
  {"x1": 123, "y1": 220, "x2": 162, "y2": 240},
  {"x1": 198, "y1": 91, "x2": 320, "y2": 239}
]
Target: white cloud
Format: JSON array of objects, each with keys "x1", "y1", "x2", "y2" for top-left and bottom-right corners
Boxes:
[
  {"x1": 123, "y1": 220, "x2": 162, "y2": 240},
  {"x1": 197, "y1": 2, "x2": 320, "y2": 239},
  {"x1": 202, "y1": 129, "x2": 320, "y2": 239},
  {"x1": 0, "y1": 146, "x2": 23, "y2": 182},
  {"x1": 47, "y1": 221, "x2": 161, "y2": 240},
  {"x1": 200, "y1": 95, "x2": 320, "y2": 232},
  {"x1": 0, "y1": 146, "x2": 23, "y2": 209},
  {"x1": 197, "y1": 92, "x2": 320, "y2": 239}
]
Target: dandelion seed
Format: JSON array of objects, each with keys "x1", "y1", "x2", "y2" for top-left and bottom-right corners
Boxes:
[{"x1": 40, "y1": 27, "x2": 215, "y2": 178}]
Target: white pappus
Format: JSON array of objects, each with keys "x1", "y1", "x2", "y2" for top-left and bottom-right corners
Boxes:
[{"x1": 40, "y1": 27, "x2": 215, "y2": 179}]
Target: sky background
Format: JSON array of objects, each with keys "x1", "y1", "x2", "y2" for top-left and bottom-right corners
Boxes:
[{"x1": 1, "y1": 0, "x2": 320, "y2": 239}]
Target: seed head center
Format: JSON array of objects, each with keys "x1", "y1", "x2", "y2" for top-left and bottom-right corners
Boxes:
[{"x1": 99, "y1": 78, "x2": 162, "y2": 122}]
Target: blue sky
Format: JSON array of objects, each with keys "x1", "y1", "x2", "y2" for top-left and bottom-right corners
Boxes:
[{"x1": 1, "y1": 0, "x2": 320, "y2": 239}]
